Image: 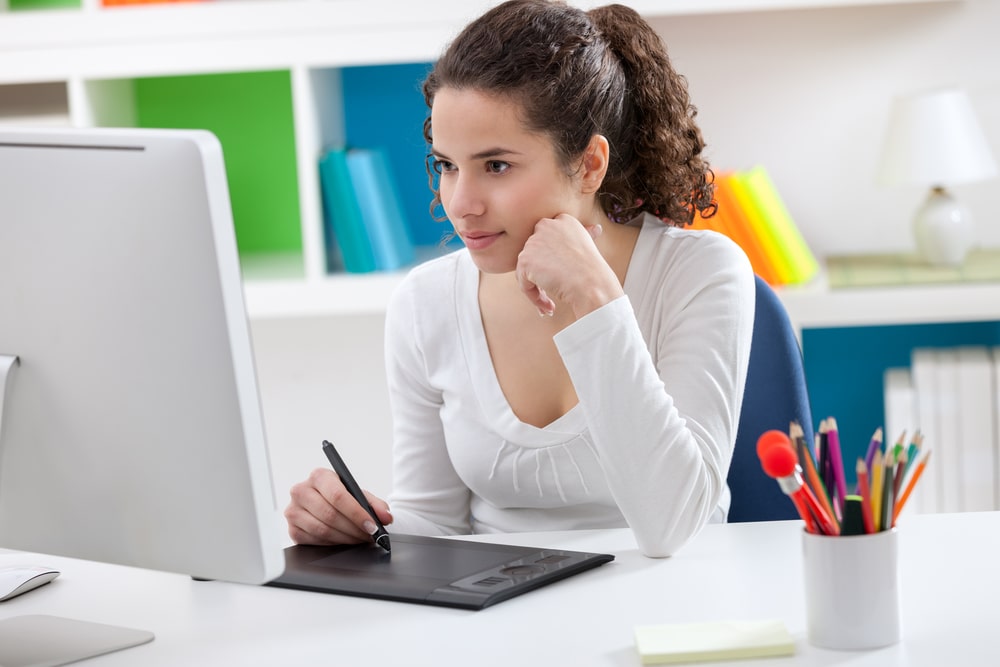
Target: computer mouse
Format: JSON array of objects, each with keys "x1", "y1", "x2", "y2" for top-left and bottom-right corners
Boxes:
[{"x1": 0, "y1": 566, "x2": 61, "y2": 602}]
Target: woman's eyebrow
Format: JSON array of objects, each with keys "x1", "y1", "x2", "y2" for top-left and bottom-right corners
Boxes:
[{"x1": 431, "y1": 146, "x2": 521, "y2": 161}]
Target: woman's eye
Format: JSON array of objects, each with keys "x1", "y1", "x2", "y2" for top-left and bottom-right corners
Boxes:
[
  {"x1": 432, "y1": 159, "x2": 455, "y2": 174},
  {"x1": 486, "y1": 160, "x2": 509, "y2": 174}
]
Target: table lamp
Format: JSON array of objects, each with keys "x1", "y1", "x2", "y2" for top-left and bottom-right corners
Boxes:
[{"x1": 877, "y1": 87, "x2": 998, "y2": 266}]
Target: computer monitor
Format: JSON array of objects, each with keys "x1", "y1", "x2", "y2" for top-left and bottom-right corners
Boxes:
[{"x1": 0, "y1": 127, "x2": 285, "y2": 586}]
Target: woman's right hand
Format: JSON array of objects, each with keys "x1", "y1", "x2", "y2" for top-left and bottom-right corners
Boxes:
[{"x1": 284, "y1": 468, "x2": 393, "y2": 545}]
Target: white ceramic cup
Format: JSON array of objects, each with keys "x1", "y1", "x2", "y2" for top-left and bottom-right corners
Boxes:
[{"x1": 802, "y1": 529, "x2": 900, "y2": 650}]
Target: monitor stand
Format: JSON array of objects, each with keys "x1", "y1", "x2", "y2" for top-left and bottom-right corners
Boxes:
[
  {"x1": 1, "y1": 357, "x2": 155, "y2": 664},
  {"x1": 0, "y1": 354, "x2": 17, "y2": 440},
  {"x1": 0, "y1": 615, "x2": 154, "y2": 666}
]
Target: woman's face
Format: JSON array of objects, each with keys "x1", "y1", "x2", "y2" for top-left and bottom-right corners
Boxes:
[{"x1": 430, "y1": 87, "x2": 586, "y2": 274}]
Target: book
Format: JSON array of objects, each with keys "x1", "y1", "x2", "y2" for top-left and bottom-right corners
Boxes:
[
  {"x1": 740, "y1": 165, "x2": 819, "y2": 285},
  {"x1": 910, "y1": 348, "x2": 941, "y2": 513},
  {"x1": 727, "y1": 170, "x2": 795, "y2": 285},
  {"x1": 318, "y1": 148, "x2": 377, "y2": 273},
  {"x1": 883, "y1": 367, "x2": 919, "y2": 512},
  {"x1": 634, "y1": 620, "x2": 794, "y2": 664},
  {"x1": 954, "y1": 346, "x2": 997, "y2": 511},
  {"x1": 934, "y1": 348, "x2": 962, "y2": 513},
  {"x1": 344, "y1": 148, "x2": 415, "y2": 272},
  {"x1": 993, "y1": 347, "x2": 1000, "y2": 510},
  {"x1": 318, "y1": 146, "x2": 416, "y2": 274},
  {"x1": 713, "y1": 173, "x2": 782, "y2": 286}
]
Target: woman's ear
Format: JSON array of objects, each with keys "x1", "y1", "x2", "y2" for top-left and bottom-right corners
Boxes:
[{"x1": 579, "y1": 134, "x2": 610, "y2": 195}]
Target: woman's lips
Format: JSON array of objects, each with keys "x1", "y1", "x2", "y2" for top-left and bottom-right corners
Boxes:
[{"x1": 461, "y1": 231, "x2": 502, "y2": 250}]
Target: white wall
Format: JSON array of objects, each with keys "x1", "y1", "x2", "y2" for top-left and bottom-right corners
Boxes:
[
  {"x1": 253, "y1": 0, "x2": 1000, "y2": 506},
  {"x1": 652, "y1": 0, "x2": 1000, "y2": 257},
  {"x1": 250, "y1": 314, "x2": 393, "y2": 509}
]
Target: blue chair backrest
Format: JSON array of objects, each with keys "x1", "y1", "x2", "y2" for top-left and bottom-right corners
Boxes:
[{"x1": 727, "y1": 275, "x2": 814, "y2": 522}]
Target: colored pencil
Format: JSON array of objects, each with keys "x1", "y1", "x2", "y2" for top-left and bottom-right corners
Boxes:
[
  {"x1": 793, "y1": 423, "x2": 836, "y2": 529},
  {"x1": 855, "y1": 458, "x2": 875, "y2": 534},
  {"x1": 891, "y1": 450, "x2": 907, "y2": 519},
  {"x1": 890, "y1": 430, "x2": 907, "y2": 466},
  {"x1": 816, "y1": 425, "x2": 838, "y2": 521},
  {"x1": 904, "y1": 432, "x2": 923, "y2": 478},
  {"x1": 881, "y1": 451, "x2": 894, "y2": 532},
  {"x1": 826, "y1": 417, "x2": 848, "y2": 520},
  {"x1": 871, "y1": 450, "x2": 884, "y2": 532},
  {"x1": 863, "y1": 427, "x2": 883, "y2": 475},
  {"x1": 893, "y1": 450, "x2": 932, "y2": 525}
]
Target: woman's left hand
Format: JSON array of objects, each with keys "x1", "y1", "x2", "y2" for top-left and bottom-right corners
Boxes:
[{"x1": 515, "y1": 213, "x2": 623, "y2": 319}]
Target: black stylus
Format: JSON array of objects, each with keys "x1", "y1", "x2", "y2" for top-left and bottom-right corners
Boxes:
[{"x1": 322, "y1": 440, "x2": 391, "y2": 552}]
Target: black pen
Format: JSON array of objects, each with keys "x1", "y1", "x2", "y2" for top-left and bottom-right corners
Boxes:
[{"x1": 322, "y1": 440, "x2": 391, "y2": 552}]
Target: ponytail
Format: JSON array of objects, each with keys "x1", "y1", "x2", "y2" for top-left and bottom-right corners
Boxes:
[{"x1": 587, "y1": 4, "x2": 714, "y2": 225}]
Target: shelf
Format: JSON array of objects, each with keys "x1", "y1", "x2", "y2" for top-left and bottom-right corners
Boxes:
[
  {"x1": 0, "y1": 0, "x2": 964, "y2": 322},
  {"x1": 777, "y1": 279, "x2": 1000, "y2": 332},
  {"x1": 244, "y1": 271, "x2": 408, "y2": 320},
  {"x1": 0, "y1": 0, "x2": 955, "y2": 83}
]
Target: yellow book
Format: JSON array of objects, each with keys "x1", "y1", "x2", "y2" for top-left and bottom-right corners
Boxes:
[
  {"x1": 741, "y1": 165, "x2": 819, "y2": 285},
  {"x1": 715, "y1": 172, "x2": 782, "y2": 286},
  {"x1": 728, "y1": 171, "x2": 794, "y2": 285},
  {"x1": 634, "y1": 620, "x2": 795, "y2": 664}
]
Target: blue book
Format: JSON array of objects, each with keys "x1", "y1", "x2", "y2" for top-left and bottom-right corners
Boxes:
[
  {"x1": 345, "y1": 148, "x2": 415, "y2": 271},
  {"x1": 318, "y1": 148, "x2": 376, "y2": 273}
]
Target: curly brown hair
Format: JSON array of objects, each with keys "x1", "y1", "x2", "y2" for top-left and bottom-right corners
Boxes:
[{"x1": 422, "y1": 0, "x2": 714, "y2": 227}]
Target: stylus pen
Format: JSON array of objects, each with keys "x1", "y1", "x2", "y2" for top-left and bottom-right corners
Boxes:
[{"x1": 322, "y1": 440, "x2": 391, "y2": 552}]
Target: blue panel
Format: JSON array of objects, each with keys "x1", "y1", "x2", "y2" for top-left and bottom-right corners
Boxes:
[
  {"x1": 802, "y1": 320, "x2": 1000, "y2": 484},
  {"x1": 342, "y1": 63, "x2": 457, "y2": 249}
]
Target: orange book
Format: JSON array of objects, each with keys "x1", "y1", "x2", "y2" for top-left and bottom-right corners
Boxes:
[
  {"x1": 714, "y1": 173, "x2": 782, "y2": 285},
  {"x1": 690, "y1": 181, "x2": 732, "y2": 236}
]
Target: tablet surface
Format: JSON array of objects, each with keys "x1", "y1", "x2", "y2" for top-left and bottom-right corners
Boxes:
[{"x1": 267, "y1": 533, "x2": 614, "y2": 610}]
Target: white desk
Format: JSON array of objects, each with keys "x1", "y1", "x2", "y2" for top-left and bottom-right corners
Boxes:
[{"x1": 1, "y1": 512, "x2": 995, "y2": 666}]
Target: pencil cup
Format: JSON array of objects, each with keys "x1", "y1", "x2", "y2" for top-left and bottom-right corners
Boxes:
[{"x1": 801, "y1": 529, "x2": 900, "y2": 650}]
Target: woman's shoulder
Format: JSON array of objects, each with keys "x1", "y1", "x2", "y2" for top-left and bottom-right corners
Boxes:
[
  {"x1": 394, "y1": 247, "x2": 469, "y2": 294},
  {"x1": 634, "y1": 213, "x2": 752, "y2": 278},
  {"x1": 387, "y1": 247, "x2": 471, "y2": 321}
]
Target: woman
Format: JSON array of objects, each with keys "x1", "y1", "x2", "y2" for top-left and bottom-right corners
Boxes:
[{"x1": 285, "y1": 0, "x2": 754, "y2": 557}]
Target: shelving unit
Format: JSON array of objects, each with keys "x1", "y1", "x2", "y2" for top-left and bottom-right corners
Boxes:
[
  {"x1": 0, "y1": 0, "x2": 959, "y2": 319},
  {"x1": 775, "y1": 274, "x2": 1000, "y2": 479}
]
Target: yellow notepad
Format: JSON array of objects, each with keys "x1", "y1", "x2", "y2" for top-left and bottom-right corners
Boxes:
[{"x1": 634, "y1": 619, "x2": 795, "y2": 664}]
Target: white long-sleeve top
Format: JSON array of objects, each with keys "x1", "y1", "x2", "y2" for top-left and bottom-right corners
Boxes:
[{"x1": 383, "y1": 214, "x2": 755, "y2": 557}]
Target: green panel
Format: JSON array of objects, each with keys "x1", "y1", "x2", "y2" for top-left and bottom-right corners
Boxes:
[
  {"x1": 8, "y1": 0, "x2": 81, "y2": 9},
  {"x1": 134, "y1": 70, "x2": 301, "y2": 257}
]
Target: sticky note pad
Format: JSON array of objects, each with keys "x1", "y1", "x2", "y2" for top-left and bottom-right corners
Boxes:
[{"x1": 634, "y1": 619, "x2": 795, "y2": 664}]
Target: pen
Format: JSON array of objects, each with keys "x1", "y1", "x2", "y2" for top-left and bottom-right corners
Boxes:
[{"x1": 322, "y1": 440, "x2": 391, "y2": 552}]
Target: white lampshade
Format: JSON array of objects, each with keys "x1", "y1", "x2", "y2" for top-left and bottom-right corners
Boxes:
[
  {"x1": 877, "y1": 87, "x2": 998, "y2": 266},
  {"x1": 878, "y1": 87, "x2": 998, "y2": 187}
]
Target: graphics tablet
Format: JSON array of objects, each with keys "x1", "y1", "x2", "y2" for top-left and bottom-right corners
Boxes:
[{"x1": 266, "y1": 533, "x2": 614, "y2": 610}]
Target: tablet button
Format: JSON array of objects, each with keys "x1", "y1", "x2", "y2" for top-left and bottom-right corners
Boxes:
[{"x1": 500, "y1": 564, "x2": 545, "y2": 577}]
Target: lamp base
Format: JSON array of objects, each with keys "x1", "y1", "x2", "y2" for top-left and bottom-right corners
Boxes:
[{"x1": 913, "y1": 186, "x2": 975, "y2": 267}]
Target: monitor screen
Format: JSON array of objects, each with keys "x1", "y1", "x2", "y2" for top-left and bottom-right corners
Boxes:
[{"x1": 0, "y1": 127, "x2": 285, "y2": 585}]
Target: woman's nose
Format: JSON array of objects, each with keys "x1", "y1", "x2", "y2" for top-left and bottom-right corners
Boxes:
[{"x1": 443, "y1": 173, "x2": 486, "y2": 219}]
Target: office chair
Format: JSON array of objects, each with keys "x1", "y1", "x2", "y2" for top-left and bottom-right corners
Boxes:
[{"x1": 726, "y1": 275, "x2": 814, "y2": 522}]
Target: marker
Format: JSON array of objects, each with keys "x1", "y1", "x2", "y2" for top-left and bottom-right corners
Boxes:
[
  {"x1": 758, "y1": 431, "x2": 839, "y2": 535},
  {"x1": 322, "y1": 440, "x2": 391, "y2": 552}
]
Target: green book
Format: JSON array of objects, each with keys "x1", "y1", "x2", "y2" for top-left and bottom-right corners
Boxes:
[{"x1": 634, "y1": 619, "x2": 795, "y2": 664}]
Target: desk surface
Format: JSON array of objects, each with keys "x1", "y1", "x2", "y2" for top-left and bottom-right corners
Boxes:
[{"x1": 1, "y1": 512, "x2": 995, "y2": 666}]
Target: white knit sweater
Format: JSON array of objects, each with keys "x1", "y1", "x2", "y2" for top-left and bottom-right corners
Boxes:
[{"x1": 383, "y1": 214, "x2": 755, "y2": 557}]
